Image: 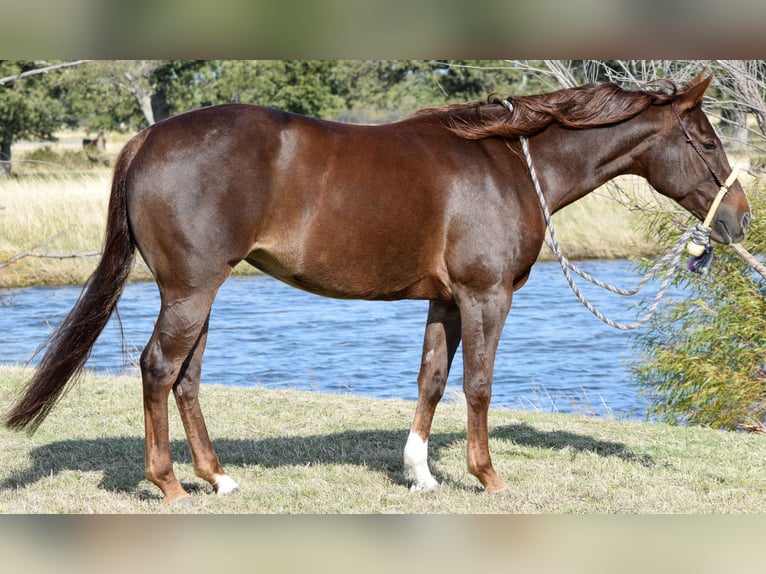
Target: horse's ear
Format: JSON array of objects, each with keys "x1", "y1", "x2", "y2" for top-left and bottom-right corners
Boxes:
[{"x1": 675, "y1": 72, "x2": 713, "y2": 114}]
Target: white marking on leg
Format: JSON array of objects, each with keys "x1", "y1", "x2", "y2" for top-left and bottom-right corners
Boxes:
[
  {"x1": 214, "y1": 474, "x2": 240, "y2": 496},
  {"x1": 403, "y1": 431, "x2": 438, "y2": 492},
  {"x1": 425, "y1": 349, "x2": 435, "y2": 363}
]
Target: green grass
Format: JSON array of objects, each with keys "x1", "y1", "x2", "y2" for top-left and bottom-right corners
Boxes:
[{"x1": 1, "y1": 366, "x2": 765, "y2": 513}]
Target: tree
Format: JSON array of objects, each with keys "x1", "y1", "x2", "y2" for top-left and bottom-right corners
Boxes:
[
  {"x1": 711, "y1": 60, "x2": 766, "y2": 159},
  {"x1": 431, "y1": 60, "x2": 528, "y2": 99},
  {"x1": 165, "y1": 60, "x2": 346, "y2": 118},
  {"x1": 0, "y1": 60, "x2": 66, "y2": 176},
  {"x1": 585, "y1": 60, "x2": 766, "y2": 430},
  {"x1": 631, "y1": 186, "x2": 766, "y2": 430},
  {"x1": 330, "y1": 60, "x2": 529, "y2": 123},
  {"x1": 47, "y1": 60, "x2": 547, "y2": 138},
  {"x1": 55, "y1": 60, "x2": 213, "y2": 134},
  {"x1": 83, "y1": 60, "x2": 165, "y2": 127}
]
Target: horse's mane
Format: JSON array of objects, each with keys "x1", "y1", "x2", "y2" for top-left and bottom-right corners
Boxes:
[{"x1": 414, "y1": 80, "x2": 682, "y2": 139}]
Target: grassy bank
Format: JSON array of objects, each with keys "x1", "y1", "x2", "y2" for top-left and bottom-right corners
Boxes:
[
  {"x1": 0, "y1": 172, "x2": 137, "y2": 287},
  {"x1": 0, "y1": 170, "x2": 657, "y2": 288},
  {"x1": 1, "y1": 366, "x2": 765, "y2": 513}
]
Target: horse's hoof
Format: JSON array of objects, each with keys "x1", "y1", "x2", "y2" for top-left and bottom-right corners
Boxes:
[
  {"x1": 168, "y1": 494, "x2": 194, "y2": 507},
  {"x1": 409, "y1": 477, "x2": 439, "y2": 492},
  {"x1": 214, "y1": 474, "x2": 240, "y2": 496},
  {"x1": 484, "y1": 482, "x2": 509, "y2": 494}
]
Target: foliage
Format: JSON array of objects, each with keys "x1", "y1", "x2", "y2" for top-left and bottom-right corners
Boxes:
[
  {"x1": 49, "y1": 60, "x2": 532, "y2": 132},
  {"x1": 184, "y1": 60, "x2": 346, "y2": 117},
  {"x1": 154, "y1": 60, "x2": 528, "y2": 123},
  {"x1": 331, "y1": 60, "x2": 528, "y2": 122},
  {"x1": 56, "y1": 61, "x2": 170, "y2": 131},
  {"x1": 519, "y1": 59, "x2": 766, "y2": 432},
  {"x1": 0, "y1": 60, "x2": 64, "y2": 174},
  {"x1": 632, "y1": 183, "x2": 766, "y2": 430},
  {"x1": 6, "y1": 60, "x2": 766, "y2": 144}
]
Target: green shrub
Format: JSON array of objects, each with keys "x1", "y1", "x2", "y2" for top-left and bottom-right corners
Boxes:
[{"x1": 632, "y1": 179, "x2": 766, "y2": 430}]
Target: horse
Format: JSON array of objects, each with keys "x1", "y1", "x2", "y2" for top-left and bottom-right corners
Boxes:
[{"x1": 5, "y1": 72, "x2": 751, "y2": 503}]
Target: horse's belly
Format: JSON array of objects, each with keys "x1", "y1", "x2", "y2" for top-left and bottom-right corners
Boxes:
[{"x1": 245, "y1": 242, "x2": 449, "y2": 302}]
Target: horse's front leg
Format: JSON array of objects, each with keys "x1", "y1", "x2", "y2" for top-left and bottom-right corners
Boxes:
[
  {"x1": 456, "y1": 286, "x2": 513, "y2": 493},
  {"x1": 404, "y1": 300, "x2": 462, "y2": 491}
]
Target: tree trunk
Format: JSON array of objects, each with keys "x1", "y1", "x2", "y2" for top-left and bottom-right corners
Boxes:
[
  {"x1": 1, "y1": 139, "x2": 11, "y2": 177},
  {"x1": 134, "y1": 89, "x2": 156, "y2": 126},
  {"x1": 151, "y1": 89, "x2": 171, "y2": 123},
  {"x1": 720, "y1": 107, "x2": 749, "y2": 154}
]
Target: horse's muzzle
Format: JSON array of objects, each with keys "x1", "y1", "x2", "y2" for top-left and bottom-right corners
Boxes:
[{"x1": 714, "y1": 209, "x2": 751, "y2": 245}]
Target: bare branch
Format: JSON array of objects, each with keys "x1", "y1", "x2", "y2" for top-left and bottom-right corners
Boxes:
[
  {"x1": 0, "y1": 229, "x2": 79, "y2": 272},
  {"x1": 731, "y1": 243, "x2": 766, "y2": 282},
  {"x1": 0, "y1": 248, "x2": 101, "y2": 270},
  {"x1": 26, "y1": 251, "x2": 100, "y2": 260},
  {"x1": 508, "y1": 60, "x2": 579, "y2": 90},
  {"x1": 0, "y1": 60, "x2": 95, "y2": 86},
  {"x1": 713, "y1": 60, "x2": 766, "y2": 138},
  {"x1": 541, "y1": 60, "x2": 579, "y2": 89}
]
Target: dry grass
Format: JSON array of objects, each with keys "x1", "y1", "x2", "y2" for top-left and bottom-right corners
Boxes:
[
  {"x1": 0, "y1": 172, "x2": 119, "y2": 287},
  {"x1": 544, "y1": 176, "x2": 660, "y2": 261},
  {"x1": 1, "y1": 366, "x2": 765, "y2": 513}
]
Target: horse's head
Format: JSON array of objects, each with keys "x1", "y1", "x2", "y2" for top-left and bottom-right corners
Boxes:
[{"x1": 642, "y1": 73, "x2": 751, "y2": 245}]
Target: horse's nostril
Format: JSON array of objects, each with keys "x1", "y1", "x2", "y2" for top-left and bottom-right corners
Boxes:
[{"x1": 743, "y1": 211, "x2": 752, "y2": 231}]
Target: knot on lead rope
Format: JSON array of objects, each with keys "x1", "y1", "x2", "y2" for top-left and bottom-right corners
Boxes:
[
  {"x1": 684, "y1": 168, "x2": 739, "y2": 275},
  {"x1": 687, "y1": 223, "x2": 714, "y2": 275},
  {"x1": 688, "y1": 222, "x2": 712, "y2": 247}
]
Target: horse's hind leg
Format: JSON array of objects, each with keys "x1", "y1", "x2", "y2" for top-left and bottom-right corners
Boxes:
[
  {"x1": 404, "y1": 300, "x2": 461, "y2": 491},
  {"x1": 172, "y1": 314, "x2": 239, "y2": 496},
  {"x1": 140, "y1": 286, "x2": 229, "y2": 502}
]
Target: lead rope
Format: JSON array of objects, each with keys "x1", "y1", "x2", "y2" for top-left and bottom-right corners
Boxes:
[
  {"x1": 501, "y1": 98, "x2": 711, "y2": 331},
  {"x1": 518, "y1": 135, "x2": 688, "y2": 330}
]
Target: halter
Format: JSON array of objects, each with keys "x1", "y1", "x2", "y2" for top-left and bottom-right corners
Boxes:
[
  {"x1": 671, "y1": 101, "x2": 740, "y2": 257},
  {"x1": 671, "y1": 101, "x2": 726, "y2": 187}
]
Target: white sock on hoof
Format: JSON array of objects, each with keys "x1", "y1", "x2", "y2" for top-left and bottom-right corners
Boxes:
[
  {"x1": 214, "y1": 474, "x2": 240, "y2": 496},
  {"x1": 403, "y1": 431, "x2": 438, "y2": 492}
]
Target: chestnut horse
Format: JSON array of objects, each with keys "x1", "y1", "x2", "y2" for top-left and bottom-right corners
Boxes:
[{"x1": 5, "y1": 73, "x2": 750, "y2": 502}]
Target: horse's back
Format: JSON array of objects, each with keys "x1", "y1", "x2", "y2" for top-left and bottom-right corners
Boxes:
[{"x1": 122, "y1": 104, "x2": 458, "y2": 300}]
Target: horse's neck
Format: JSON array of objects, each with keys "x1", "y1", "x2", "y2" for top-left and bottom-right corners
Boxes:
[{"x1": 531, "y1": 117, "x2": 657, "y2": 213}]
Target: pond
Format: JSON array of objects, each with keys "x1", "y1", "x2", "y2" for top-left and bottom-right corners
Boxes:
[{"x1": 0, "y1": 259, "x2": 679, "y2": 419}]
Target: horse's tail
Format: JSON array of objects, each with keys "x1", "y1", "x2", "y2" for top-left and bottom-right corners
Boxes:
[{"x1": 5, "y1": 131, "x2": 149, "y2": 433}]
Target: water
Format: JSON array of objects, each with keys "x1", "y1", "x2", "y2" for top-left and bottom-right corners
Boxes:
[{"x1": 0, "y1": 260, "x2": 670, "y2": 419}]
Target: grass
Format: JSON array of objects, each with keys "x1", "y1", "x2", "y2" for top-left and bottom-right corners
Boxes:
[
  {"x1": 0, "y1": 171, "x2": 124, "y2": 287},
  {"x1": 1, "y1": 365, "x2": 765, "y2": 513},
  {"x1": 547, "y1": 178, "x2": 659, "y2": 260}
]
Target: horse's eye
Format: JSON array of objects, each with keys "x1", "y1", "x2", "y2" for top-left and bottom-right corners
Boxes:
[{"x1": 702, "y1": 141, "x2": 717, "y2": 151}]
